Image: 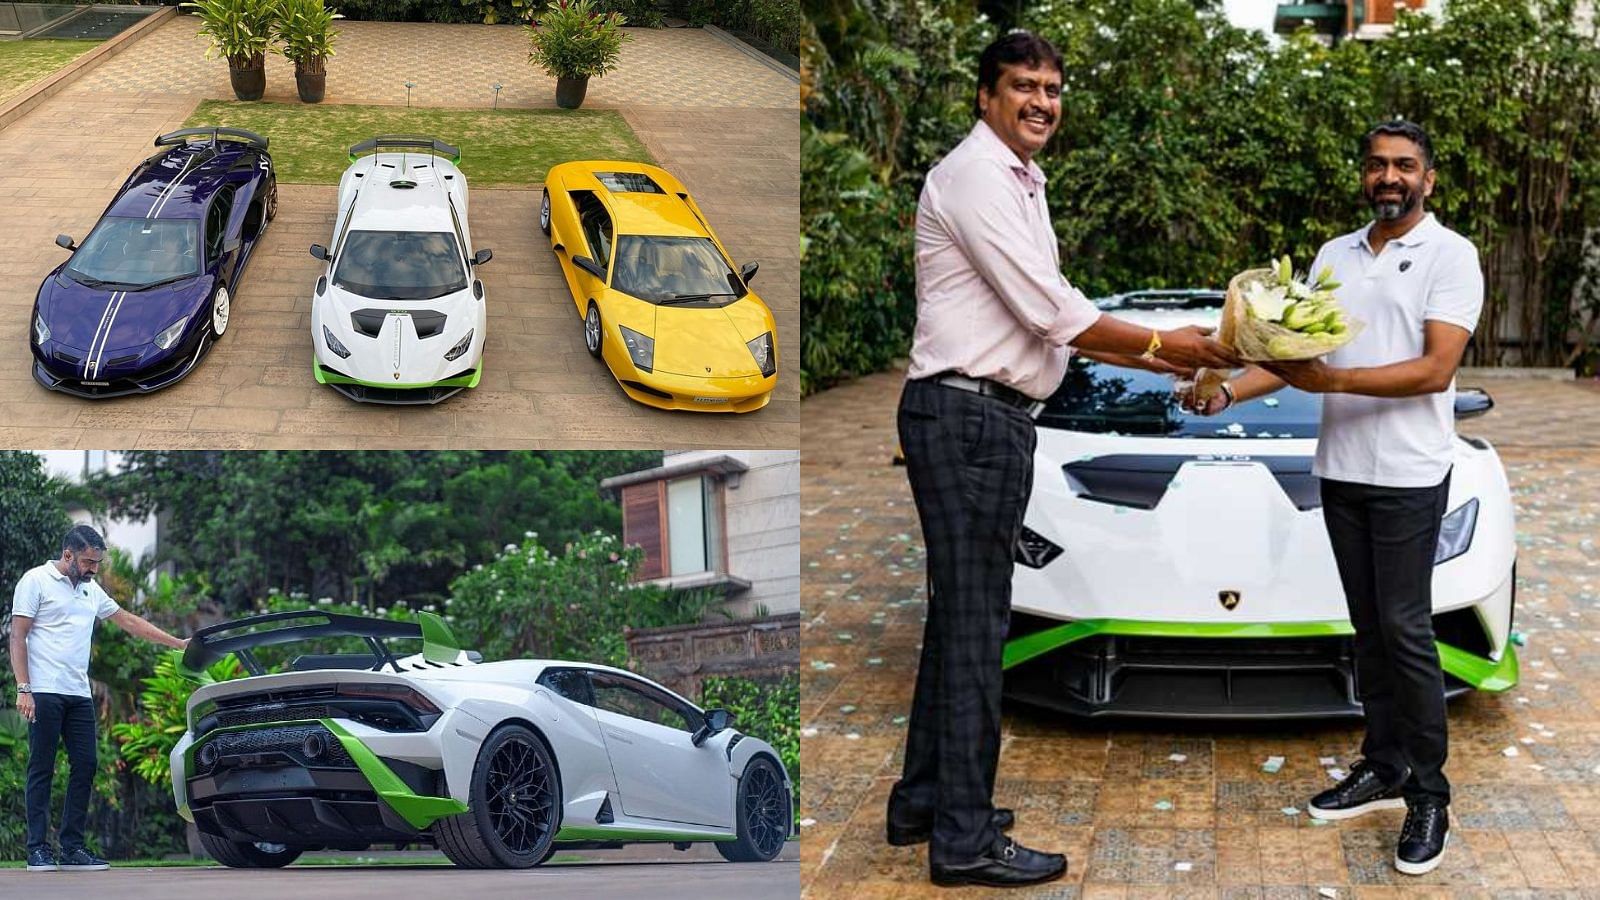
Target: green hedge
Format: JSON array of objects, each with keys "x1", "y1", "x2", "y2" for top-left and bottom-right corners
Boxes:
[
  {"x1": 666, "y1": 0, "x2": 799, "y2": 55},
  {"x1": 803, "y1": 0, "x2": 1600, "y2": 390}
]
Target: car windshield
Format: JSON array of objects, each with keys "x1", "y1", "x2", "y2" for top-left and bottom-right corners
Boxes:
[
  {"x1": 333, "y1": 230, "x2": 468, "y2": 300},
  {"x1": 63, "y1": 217, "x2": 200, "y2": 289},
  {"x1": 610, "y1": 235, "x2": 745, "y2": 305},
  {"x1": 1039, "y1": 355, "x2": 1323, "y2": 438}
]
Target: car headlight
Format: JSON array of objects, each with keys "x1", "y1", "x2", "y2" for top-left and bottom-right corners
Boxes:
[
  {"x1": 1434, "y1": 497, "x2": 1479, "y2": 565},
  {"x1": 323, "y1": 325, "x2": 352, "y2": 359},
  {"x1": 153, "y1": 316, "x2": 190, "y2": 351},
  {"x1": 33, "y1": 313, "x2": 49, "y2": 345},
  {"x1": 444, "y1": 328, "x2": 474, "y2": 362},
  {"x1": 619, "y1": 325, "x2": 654, "y2": 373},
  {"x1": 746, "y1": 331, "x2": 776, "y2": 377}
]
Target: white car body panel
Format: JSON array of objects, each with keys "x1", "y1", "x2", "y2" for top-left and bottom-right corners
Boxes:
[{"x1": 1019, "y1": 306, "x2": 1517, "y2": 657}]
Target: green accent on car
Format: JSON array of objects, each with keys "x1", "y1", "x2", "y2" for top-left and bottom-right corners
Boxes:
[
  {"x1": 177, "y1": 803, "x2": 194, "y2": 824},
  {"x1": 183, "y1": 718, "x2": 467, "y2": 830},
  {"x1": 418, "y1": 610, "x2": 462, "y2": 664},
  {"x1": 1001, "y1": 618, "x2": 1519, "y2": 690},
  {"x1": 314, "y1": 362, "x2": 482, "y2": 391},
  {"x1": 552, "y1": 825, "x2": 736, "y2": 843},
  {"x1": 321, "y1": 719, "x2": 468, "y2": 828}
]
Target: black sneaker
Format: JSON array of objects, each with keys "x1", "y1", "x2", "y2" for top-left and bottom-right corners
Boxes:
[
  {"x1": 930, "y1": 835, "x2": 1067, "y2": 889},
  {"x1": 56, "y1": 847, "x2": 109, "y2": 871},
  {"x1": 1395, "y1": 801, "x2": 1449, "y2": 875},
  {"x1": 1307, "y1": 760, "x2": 1407, "y2": 820},
  {"x1": 26, "y1": 847, "x2": 58, "y2": 872}
]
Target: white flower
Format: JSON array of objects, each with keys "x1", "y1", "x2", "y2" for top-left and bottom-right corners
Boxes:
[
  {"x1": 504, "y1": 543, "x2": 518, "y2": 553},
  {"x1": 423, "y1": 604, "x2": 436, "y2": 612},
  {"x1": 316, "y1": 597, "x2": 333, "y2": 606},
  {"x1": 1244, "y1": 281, "x2": 1293, "y2": 322},
  {"x1": 375, "y1": 606, "x2": 387, "y2": 615},
  {"x1": 524, "y1": 530, "x2": 535, "y2": 539},
  {"x1": 474, "y1": 564, "x2": 483, "y2": 571}
]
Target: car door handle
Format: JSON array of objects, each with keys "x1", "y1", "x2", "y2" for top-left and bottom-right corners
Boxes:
[{"x1": 604, "y1": 729, "x2": 633, "y2": 745}]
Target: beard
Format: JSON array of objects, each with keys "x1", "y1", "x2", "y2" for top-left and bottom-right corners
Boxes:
[{"x1": 1367, "y1": 183, "x2": 1419, "y2": 221}]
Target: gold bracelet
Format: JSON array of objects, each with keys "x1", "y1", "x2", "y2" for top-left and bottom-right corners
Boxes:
[{"x1": 1140, "y1": 329, "x2": 1163, "y2": 361}]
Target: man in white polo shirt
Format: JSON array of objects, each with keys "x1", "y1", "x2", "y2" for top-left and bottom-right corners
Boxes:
[
  {"x1": 10, "y1": 524, "x2": 190, "y2": 873},
  {"x1": 1204, "y1": 120, "x2": 1482, "y2": 876}
]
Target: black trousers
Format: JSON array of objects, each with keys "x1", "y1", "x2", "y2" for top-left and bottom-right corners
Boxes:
[
  {"x1": 888, "y1": 378, "x2": 1036, "y2": 865},
  {"x1": 1320, "y1": 471, "x2": 1453, "y2": 805},
  {"x1": 25, "y1": 692, "x2": 98, "y2": 853}
]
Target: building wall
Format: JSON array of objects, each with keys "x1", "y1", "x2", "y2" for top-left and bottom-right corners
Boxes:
[
  {"x1": 36, "y1": 450, "x2": 160, "y2": 571},
  {"x1": 664, "y1": 450, "x2": 800, "y2": 617}
]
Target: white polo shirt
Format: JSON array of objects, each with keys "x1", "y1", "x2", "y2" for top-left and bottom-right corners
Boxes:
[
  {"x1": 11, "y1": 561, "x2": 122, "y2": 698},
  {"x1": 1308, "y1": 213, "x2": 1484, "y2": 488}
]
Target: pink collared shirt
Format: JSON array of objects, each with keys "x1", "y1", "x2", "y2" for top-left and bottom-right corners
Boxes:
[{"x1": 907, "y1": 120, "x2": 1102, "y2": 400}]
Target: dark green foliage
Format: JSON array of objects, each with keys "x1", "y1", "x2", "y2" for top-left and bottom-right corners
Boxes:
[{"x1": 665, "y1": 0, "x2": 799, "y2": 54}]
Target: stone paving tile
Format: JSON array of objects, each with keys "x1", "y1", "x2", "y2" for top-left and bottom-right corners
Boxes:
[
  {"x1": 0, "y1": 33, "x2": 797, "y2": 447},
  {"x1": 799, "y1": 365, "x2": 1600, "y2": 897},
  {"x1": 67, "y1": 17, "x2": 798, "y2": 110}
]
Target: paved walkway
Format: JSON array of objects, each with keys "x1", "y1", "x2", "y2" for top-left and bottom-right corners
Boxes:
[
  {"x1": 72, "y1": 18, "x2": 798, "y2": 109},
  {"x1": 799, "y1": 366, "x2": 1600, "y2": 896},
  {"x1": 0, "y1": 21, "x2": 797, "y2": 449}
]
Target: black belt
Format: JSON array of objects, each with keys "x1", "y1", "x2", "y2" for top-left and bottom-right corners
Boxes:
[{"x1": 930, "y1": 373, "x2": 1046, "y2": 418}]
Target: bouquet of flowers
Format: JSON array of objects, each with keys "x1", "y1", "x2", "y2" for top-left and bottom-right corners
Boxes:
[{"x1": 1195, "y1": 256, "x2": 1362, "y2": 401}]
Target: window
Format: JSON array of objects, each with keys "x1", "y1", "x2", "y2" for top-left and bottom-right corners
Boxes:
[
  {"x1": 610, "y1": 236, "x2": 745, "y2": 305},
  {"x1": 538, "y1": 668, "x2": 595, "y2": 706},
  {"x1": 595, "y1": 171, "x2": 664, "y2": 194},
  {"x1": 332, "y1": 231, "x2": 469, "y2": 301},
  {"x1": 206, "y1": 186, "x2": 236, "y2": 265},
  {"x1": 620, "y1": 474, "x2": 726, "y2": 582},
  {"x1": 590, "y1": 672, "x2": 698, "y2": 733},
  {"x1": 64, "y1": 217, "x2": 200, "y2": 289},
  {"x1": 573, "y1": 192, "x2": 613, "y2": 274}
]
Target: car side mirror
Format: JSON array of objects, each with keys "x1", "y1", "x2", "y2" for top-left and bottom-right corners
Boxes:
[
  {"x1": 1454, "y1": 387, "x2": 1493, "y2": 420},
  {"x1": 739, "y1": 261, "x2": 759, "y2": 284},
  {"x1": 690, "y1": 708, "x2": 734, "y2": 748},
  {"x1": 472, "y1": 248, "x2": 493, "y2": 266},
  {"x1": 573, "y1": 255, "x2": 605, "y2": 280},
  {"x1": 56, "y1": 234, "x2": 76, "y2": 251},
  {"x1": 309, "y1": 244, "x2": 329, "y2": 261}
]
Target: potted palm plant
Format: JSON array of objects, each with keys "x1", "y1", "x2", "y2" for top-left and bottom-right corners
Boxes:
[
  {"x1": 185, "y1": 0, "x2": 278, "y2": 101},
  {"x1": 275, "y1": 0, "x2": 341, "y2": 103},
  {"x1": 525, "y1": 0, "x2": 631, "y2": 110}
]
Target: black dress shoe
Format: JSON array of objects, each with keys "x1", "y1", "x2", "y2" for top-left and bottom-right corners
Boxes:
[
  {"x1": 930, "y1": 836, "x2": 1066, "y2": 888},
  {"x1": 1395, "y1": 800, "x2": 1449, "y2": 875},
  {"x1": 887, "y1": 807, "x2": 1015, "y2": 846},
  {"x1": 1308, "y1": 760, "x2": 1407, "y2": 820}
]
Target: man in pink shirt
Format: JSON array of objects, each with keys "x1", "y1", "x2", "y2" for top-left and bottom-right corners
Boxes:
[{"x1": 887, "y1": 30, "x2": 1237, "y2": 889}]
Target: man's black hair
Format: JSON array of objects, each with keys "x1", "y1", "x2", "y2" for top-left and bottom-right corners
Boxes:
[
  {"x1": 1361, "y1": 119, "x2": 1435, "y2": 170},
  {"x1": 975, "y1": 30, "x2": 1064, "y2": 118},
  {"x1": 62, "y1": 524, "x2": 106, "y2": 555}
]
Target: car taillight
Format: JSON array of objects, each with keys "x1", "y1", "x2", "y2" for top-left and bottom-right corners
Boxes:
[{"x1": 335, "y1": 682, "x2": 442, "y2": 715}]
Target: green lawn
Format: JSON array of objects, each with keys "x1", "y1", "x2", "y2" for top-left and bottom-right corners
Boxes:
[
  {"x1": 0, "y1": 39, "x2": 101, "y2": 104},
  {"x1": 182, "y1": 101, "x2": 655, "y2": 187}
]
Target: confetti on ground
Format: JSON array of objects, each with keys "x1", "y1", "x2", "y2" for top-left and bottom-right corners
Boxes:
[
  {"x1": 836, "y1": 632, "x2": 854, "y2": 642},
  {"x1": 1174, "y1": 862, "x2": 1193, "y2": 872},
  {"x1": 866, "y1": 657, "x2": 883, "y2": 666},
  {"x1": 1502, "y1": 746, "x2": 1521, "y2": 757},
  {"x1": 1281, "y1": 806, "x2": 1300, "y2": 816},
  {"x1": 801, "y1": 727, "x2": 819, "y2": 738},
  {"x1": 809, "y1": 660, "x2": 837, "y2": 671},
  {"x1": 1319, "y1": 888, "x2": 1339, "y2": 899},
  {"x1": 1319, "y1": 757, "x2": 1337, "y2": 766},
  {"x1": 845, "y1": 733, "x2": 861, "y2": 741},
  {"x1": 1327, "y1": 768, "x2": 1347, "y2": 782},
  {"x1": 1262, "y1": 756, "x2": 1285, "y2": 774},
  {"x1": 839, "y1": 705, "x2": 857, "y2": 714},
  {"x1": 1310, "y1": 818, "x2": 1329, "y2": 826},
  {"x1": 1528, "y1": 763, "x2": 1545, "y2": 771},
  {"x1": 1154, "y1": 800, "x2": 1174, "y2": 811},
  {"x1": 1520, "y1": 736, "x2": 1537, "y2": 745},
  {"x1": 1168, "y1": 753, "x2": 1188, "y2": 763},
  {"x1": 1511, "y1": 631, "x2": 1528, "y2": 646},
  {"x1": 892, "y1": 716, "x2": 908, "y2": 725},
  {"x1": 800, "y1": 818, "x2": 817, "y2": 828}
]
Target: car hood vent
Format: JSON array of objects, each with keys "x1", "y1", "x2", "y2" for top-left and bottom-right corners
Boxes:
[{"x1": 1064, "y1": 454, "x2": 1320, "y2": 511}]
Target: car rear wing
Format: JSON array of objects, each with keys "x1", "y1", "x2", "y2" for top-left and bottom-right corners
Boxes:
[
  {"x1": 155, "y1": 127, "x2": 270, "y2": 151},
  {"x1": 180, "y1": 609, "x2": 473, "y2": 679},
  {"x1": 348, "y1": 135, "x2": 461, "y2": 163}
]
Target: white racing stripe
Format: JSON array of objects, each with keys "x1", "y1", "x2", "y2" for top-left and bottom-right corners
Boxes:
[
  {"x1": 148, "y1": 151, "x2": 198, "y2": 220},
  {"x1": 82, "y1": 291, "x2": 126, "y2": 380}
]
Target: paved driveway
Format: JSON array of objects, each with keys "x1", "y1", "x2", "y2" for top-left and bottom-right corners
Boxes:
[
  {"x1": 0, "y1": 22, "x2": 797, "y2": 449},
  {"x1": 799, "y1": 368, "x2": 1600, "y2": 896}
]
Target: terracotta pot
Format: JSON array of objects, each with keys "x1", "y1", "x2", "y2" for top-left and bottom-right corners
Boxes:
[{"x1": 555, "y1": 76, "x2": 588, "y2": 109}]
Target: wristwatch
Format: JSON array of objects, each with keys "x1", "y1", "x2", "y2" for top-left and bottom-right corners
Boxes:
[{"x1": 16, "y1": 683, "x2": 30, "y2": 694}]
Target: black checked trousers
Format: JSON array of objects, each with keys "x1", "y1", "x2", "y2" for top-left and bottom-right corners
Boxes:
[
  {"x1": 887, "y1": 377, "x2": 1036, "y2": 865},
  {"x1": 1321, "y1": 470, "x2": 1454, "y2": 805}
]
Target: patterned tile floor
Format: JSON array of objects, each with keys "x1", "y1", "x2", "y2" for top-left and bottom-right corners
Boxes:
[
  {"x1": 800, "y1": 369, "x2": 1600, "y2": 898},
  {"x1": 68, "y1": 17, "x2": 799, "y2": 110}
]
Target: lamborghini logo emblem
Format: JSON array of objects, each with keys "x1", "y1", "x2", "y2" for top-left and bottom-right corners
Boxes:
[
  {"x1": 1219, "y1": 590, "x2": 1241, "y2": 611},
  {"x1": 393, "y1": 372, "x2": 401, "y2": 380}
]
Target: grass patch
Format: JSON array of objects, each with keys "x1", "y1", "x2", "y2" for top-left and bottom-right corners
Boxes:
[
  {"x1": 0, "y1": 39, "x2": 101, "y2": 104},
  {"x1": 183, "y1": 101, "x2": 654, "y2": 187}
]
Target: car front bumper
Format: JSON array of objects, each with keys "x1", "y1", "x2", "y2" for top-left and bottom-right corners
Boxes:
[{"x1": 32, "y1": 333, "x2": 209, "y2": 399}]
